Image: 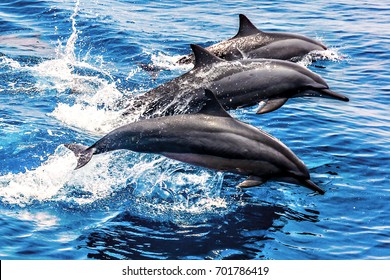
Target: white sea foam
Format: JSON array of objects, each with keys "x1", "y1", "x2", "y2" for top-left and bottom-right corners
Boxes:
[
  {"x1": 19, "y1": 0, "x2": 133, "y2": 134},
  {"x1": 150, "y1": 51, "x2": 192, "y2": 71},
  {"x1": 32, "y1": 48, "x2": 129, "y2": 133},
  {"x1": 0, "y1": 146, "x2": 75, "y2": 207},
  {"x1": 297, "y1": 47, "x2": 346, "y2": 67},
  {"x1": 126, "y1": 165, "x2": 229, "y2": 223},
  {"x1": 149, "y1": 39, "x2": 347, "y2": 71},
  {"x1": 0, "y1": 145, "x2": 130, "y2": 207},
  {"x1": 49, "y1": 103, "x2": 120, "y2": 134},
  {"x1": 0, "y1": 56, "x2": 22, "y2": 69},
  {"x1": 0, "y1": 0, "x2": 227, "y2": 216},
  {"x1": 0, "y1": 144, "x2": 229, "y2": 218}
]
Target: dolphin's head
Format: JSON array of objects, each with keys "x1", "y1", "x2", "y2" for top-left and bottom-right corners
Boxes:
[
  {"x1": 277, "y1": 172, "x2": 325, "y2": 194},
  {"x1": 245, "y1": 125, "x2": 326, "y2": 194},
  {"x1": 284, "y1": 62, "x2": 349, "y2": 102},
  {"x1": 289, "y1": 33, "x2": 327, "y2": 52},
  {"x1": 274, "y1": 159, "x2": 325, "y2": 194},
  {"x1": 295, "y1": 75, "x2": 349, "y2": 102},
  {"x1": 204, "y1": 60, "x2": 349, "y2": 116}
]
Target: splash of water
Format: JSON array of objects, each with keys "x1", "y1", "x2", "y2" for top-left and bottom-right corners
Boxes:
[
  {"x1": 0, "y1": 55, "x2": 22, "y2": 69},
  {"x1": 64, "y1": 0, "x2": 80, "y2": 63},
  {"x1": 0, "y1": 143, "x2": 230, "y2": 221},
  {"x1": 0, "y1": 146, "x2": 76, "y2": 207},
  {"x1": 297, "y1": 46, "x2": 346, "y2": 67},
  {"x1": 1, "y1": 0, "x2": 238, "y2": 219},
  {"x1": 21, "y1": 0, "x2": 131, "y2": 134},
  {"x1": 31, "y1": 0, "x2": 82, "y2": 86},
  {"x1": 150, "y1": 51, "x2": 192, "y2": 71}
]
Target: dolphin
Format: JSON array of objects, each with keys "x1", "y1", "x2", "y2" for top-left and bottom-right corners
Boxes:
[
  {"x1": 66, "y1": 89, "x2": 325, "y2": 194},
  {"x1": 177, "y1": 14, "x2": 327, "y2": 64},
  {"x1": 122, "y1": 44, "x2": 348, "y2": 118}
]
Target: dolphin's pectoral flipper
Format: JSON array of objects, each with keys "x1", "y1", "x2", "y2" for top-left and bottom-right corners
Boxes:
[
  {"x1": 237, "y1": 176, "x2": 265, "y2": 188},
  {"x1": 256, "y1": 98, "x2": 289, "y2": 114},
  {"x1": 64, "y1": 143, "x2": 95, "y2": 170}
]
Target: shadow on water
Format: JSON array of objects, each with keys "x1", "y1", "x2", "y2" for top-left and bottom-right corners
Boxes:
[{"x1": 78, "y1": 191, "x2": 320, "y2": 260}]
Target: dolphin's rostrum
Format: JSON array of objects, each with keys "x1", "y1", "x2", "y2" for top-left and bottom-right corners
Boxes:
[{"x1": 66, "y1": 89, "x2": 325, "y2": 194}]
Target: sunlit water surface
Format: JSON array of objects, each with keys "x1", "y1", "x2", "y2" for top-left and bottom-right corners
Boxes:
[{"x1": 0, "y1": 0, "x2": 389, "y2": 259}]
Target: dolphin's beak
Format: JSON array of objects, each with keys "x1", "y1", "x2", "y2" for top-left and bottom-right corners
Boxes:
[
  {"x1": 300, "y1": 179, "x2": 325, "y2": 194},
  {"x1": 319, "y1": 42, "x2": 327, "y2": 50},
  {"x1": 320, "y1": 89, "x2": 349, "y2": 102}
]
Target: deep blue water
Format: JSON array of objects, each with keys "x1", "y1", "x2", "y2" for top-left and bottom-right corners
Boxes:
[{"x1": 0, "y1": 0, "x2": 389, "y2": 260}]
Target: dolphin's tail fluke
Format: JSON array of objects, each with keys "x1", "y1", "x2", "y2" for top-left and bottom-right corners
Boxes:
[
  {"x1": 320, "y1": 89, "x2": 349, "y2": 102},
  {"x1": 300, "y1": 179, "x2": 325, "y2": 195},
  {"x1": 64, "y1": 143, "x2": 94, "y2": 170}
]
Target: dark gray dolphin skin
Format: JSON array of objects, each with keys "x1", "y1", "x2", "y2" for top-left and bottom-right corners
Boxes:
[
  {"x1": 123, "y1": 44, "x2": 348, "y2": 118},
  {"x1": 177, "y1": 14, "x2": 327, "y2": 64},
  {"x1": 66, "y1": 89, "x2": 325, "y2": 194}
]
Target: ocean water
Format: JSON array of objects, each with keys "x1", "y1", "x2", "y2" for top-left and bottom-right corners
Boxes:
[{"x1": 0, "y1": 0, "x2": 389, "y2": 260}]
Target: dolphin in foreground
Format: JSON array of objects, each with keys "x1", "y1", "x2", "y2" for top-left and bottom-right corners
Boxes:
[
  {"x1": 177, "y1": 14, "x2": 327, "y2": 64},
  {"x1": 122, "y1": 44, "x2": 348, "y2": 118},
  {"x1": 66, "y1": 89, "x2": 325, "y2": 194}
]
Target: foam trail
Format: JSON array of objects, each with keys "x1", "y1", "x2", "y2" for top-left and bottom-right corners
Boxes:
[
  {"x1": 0, "y1": 146, "x2": 75, "y2": 207},
  {"x1": 49, "y1": 81, "x2": 130, "y2": 135},
  {"x1": 0, "y1": 145, "x2": 131, "y2": 207},
  {"x1": 0, "y1": 144, "x2": 229, "y2": 219},
  {"x1": 50, "y1": 104, "x2": 120, "y2": 135}
]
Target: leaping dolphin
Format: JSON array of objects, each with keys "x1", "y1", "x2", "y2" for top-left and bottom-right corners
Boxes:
[
  {"x1": 122, "y1": 44, "x2": 348, "y2": 118},
  {"x1": 177, "y1": 14, "x2": 327, "y2": 64},
  {"x1": 66, "y1": 89, "x2": 325, "y2": 194}
]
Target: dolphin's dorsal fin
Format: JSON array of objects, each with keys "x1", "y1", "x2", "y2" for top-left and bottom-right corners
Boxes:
[
  {"x1": 190, "y1": 44, "x2": 223, "y2": 68},
  {"x1": 198, "y1": 89, "x2": 231, "y2": 118},
  {"x1": 232, "y1": 14, "x2": 262, "y2": 39}
]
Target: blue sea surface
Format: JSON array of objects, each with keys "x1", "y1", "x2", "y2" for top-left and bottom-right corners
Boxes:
[{"x1": 0, "y1": 0, "x2": 389, "y2": 260}]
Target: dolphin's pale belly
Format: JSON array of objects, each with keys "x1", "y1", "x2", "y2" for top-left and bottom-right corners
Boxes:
[{"x1": 162, "y1": 152, "x2": 280, "y2": 176}]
